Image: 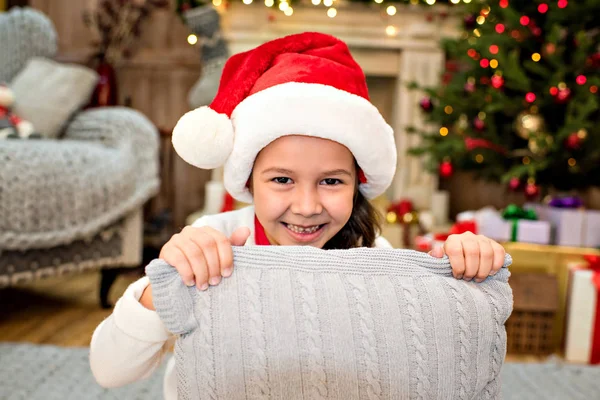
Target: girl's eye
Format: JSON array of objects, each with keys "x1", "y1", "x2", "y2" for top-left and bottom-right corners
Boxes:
[
  {"x1": 273, "y1": 177, "x2": 292, "y2": 184},
  {"x1": 321, "y1": 178, "x2": 342, "y2": 185}
]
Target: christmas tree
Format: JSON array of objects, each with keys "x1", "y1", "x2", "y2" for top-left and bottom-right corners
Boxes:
[{"x1": 409, "y1": 0, "x2": 600, "y2": 198}]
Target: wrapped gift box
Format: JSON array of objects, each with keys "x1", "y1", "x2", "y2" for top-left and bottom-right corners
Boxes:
[
  {"x1": 458, "y1": 207, "x2": 511, "y2": 242},
  {"x1": 514, "y1": 220, "x2": 551, "y2": 245},
  {"x1": 564, "y1": 260, "x2": 600, "y2": 364},
  {"x1": 583, "y1": 210, "x2": 600, "y2": 248},
  {"x1": 524, "y1": 203, "x2": 599, "y2": 247}
]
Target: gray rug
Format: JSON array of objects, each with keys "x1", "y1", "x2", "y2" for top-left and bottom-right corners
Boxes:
[{"x1": 1, "y1": 342, "x2": 599, "y2": 399}]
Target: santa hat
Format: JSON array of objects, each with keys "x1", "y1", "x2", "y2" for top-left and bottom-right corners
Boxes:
[{"x1": 173, "y1": 32, "x2": 396, "y2": 204}]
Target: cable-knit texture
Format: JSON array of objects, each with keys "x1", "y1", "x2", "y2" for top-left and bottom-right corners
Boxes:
[
  {"x1": 346, "y1": 275, "x2": 382, "y2": 400},
  {"x1": 242, "y1": 269, "x2": 270, "y2": 398},
  {"x1": 445, "y1": 279, "x2": 471, "y2": 400},
  {"x1": 295, "y1": 272, "x2": 328, "y2": 399},
  {"x1": 400, "y1": 278, "x2": 431, "y2": 399},
  {"x1": 194, "y1": 290, "x2": 217, "y2": 399},
  {"x1": 147, "y1": 247, "x2": 513, "y2": 400}
]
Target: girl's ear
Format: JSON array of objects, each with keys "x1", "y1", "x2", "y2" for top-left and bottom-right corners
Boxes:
[{"x1": 247, "y1": 172, "x2": 254, "y2": 195}]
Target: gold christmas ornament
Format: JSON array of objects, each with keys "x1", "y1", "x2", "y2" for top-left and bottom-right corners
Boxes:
[
  {"x1": 514, "y1": 111, "x2": 545, "y2": 139},
  {"x1": 528, "y1": 133, "x2": 553, "y2": 155},
  {"x1": 455, "y1": 114, "x2": 469, "y2": 134},
  {"x1": 386, "y1": 211, "x2": 397, "y2": 224}
]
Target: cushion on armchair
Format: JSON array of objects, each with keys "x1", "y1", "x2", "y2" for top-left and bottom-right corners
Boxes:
[
  {"x1": 147, "y1": 246, "x2": 513, "y2": 400},
  {"x1": 10, "y1": 57, "x2": 98, "y2": 139}
]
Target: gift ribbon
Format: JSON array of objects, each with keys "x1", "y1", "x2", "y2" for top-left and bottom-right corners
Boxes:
[
  {"x1": 548, "y1": 196, "x2": 584, "y2": 209},
  {"x1": 584, "y1": 254, "x2": 600, "y2": 364},
  {"x1": 502, "y1": 204, "x2": 537, "y2": 241}
]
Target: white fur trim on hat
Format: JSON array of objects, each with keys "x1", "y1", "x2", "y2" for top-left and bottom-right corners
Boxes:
[
  {"x1": 224, "y1": 82, "x2": 397, "y2": 203},
  {"x1": 172, "y1": 106, "x2": 234, "y2": 169}
]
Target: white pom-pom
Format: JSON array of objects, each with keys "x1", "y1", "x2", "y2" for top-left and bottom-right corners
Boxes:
[{"x1": 172, "y1": 106, "x2": 234, "y2": 169}]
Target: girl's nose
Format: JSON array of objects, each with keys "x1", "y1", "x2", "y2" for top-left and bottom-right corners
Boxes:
[{"x1": 290, "y1": 186, "x2": 323, "y2": 217}]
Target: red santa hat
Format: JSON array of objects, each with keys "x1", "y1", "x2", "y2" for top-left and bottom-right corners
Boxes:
[{"x1": 172, "y1": 32, "x2": 396, "y2": 204}]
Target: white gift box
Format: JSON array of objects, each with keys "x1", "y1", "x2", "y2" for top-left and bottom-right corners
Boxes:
[
  {"x1": 515, "y1": 220, "x2": 551, "y2": 245},
  {"x1": 565, "y1": 263, "x2": 600, "y2": 364},
  {"x1": 583, "y1": 210, "x2": 600, "y2": 248},
  {"x1": 477, "y1": 208, "x2": 512, "y2": 242},
  {"x1": 547, "y1": 208, "x2": 586, "y2": 247},
  {"x1": 524, "y1": 203, "x2": 598, "y2": 248}
]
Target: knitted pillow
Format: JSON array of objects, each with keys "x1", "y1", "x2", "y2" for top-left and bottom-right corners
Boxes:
[
  {"x1": 9, "y1": 57, "x2": 98, "y2": 139},
  {"x1": 147, "y1": 247, "x2": 513, "y2": 400}
]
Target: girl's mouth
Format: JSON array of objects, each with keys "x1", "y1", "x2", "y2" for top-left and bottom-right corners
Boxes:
[{"x1": 282, "y1": 222, "x2": 326, "y2": 242}]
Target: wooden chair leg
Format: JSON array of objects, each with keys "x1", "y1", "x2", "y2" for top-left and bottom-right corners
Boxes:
[{"x1": 99, "y1": 268, "x2": 120, "y2": 309}]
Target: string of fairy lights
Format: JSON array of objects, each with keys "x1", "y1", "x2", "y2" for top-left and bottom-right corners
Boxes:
[
  {"x1": 186, "y1": 0, "x2": 470, "y2": 45},
  {"x1": 209, "y1": 0, "x2": 472, "y2": 19}
]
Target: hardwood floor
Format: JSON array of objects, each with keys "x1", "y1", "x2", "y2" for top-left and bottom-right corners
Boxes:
[
  {"x1": 0, "y1": 270, "x2": 140, "y2": 347},
  {"x1": 0, "y1": 270, "x2": 553, "y2": 363}
]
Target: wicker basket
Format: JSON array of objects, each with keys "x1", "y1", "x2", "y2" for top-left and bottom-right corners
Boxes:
[{"x1": 506, "y1": 273, "x2": 558, "y2": 355}]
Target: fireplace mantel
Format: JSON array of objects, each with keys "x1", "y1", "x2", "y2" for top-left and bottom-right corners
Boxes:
[{"x1": 219, "y1": 3, "x2": 458, "y2": 219}]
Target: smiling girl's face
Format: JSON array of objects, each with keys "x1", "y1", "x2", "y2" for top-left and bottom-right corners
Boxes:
[{"x1": 251, "y1": 135, "x2": 356, "y2": 248}]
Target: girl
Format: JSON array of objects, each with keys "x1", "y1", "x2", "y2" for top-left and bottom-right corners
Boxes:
[{"x1": 90, "y1": 32, "x2": 505, "y2": 399}]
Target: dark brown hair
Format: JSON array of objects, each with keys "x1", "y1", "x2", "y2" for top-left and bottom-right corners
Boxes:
[{"x1": 322, "y1": 178, "x2": 382, "y2": 250}]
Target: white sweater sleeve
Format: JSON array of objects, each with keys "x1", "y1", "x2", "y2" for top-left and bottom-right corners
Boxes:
[{"x1": 90, "y1": 276, "x2": 174, "y2": 388}]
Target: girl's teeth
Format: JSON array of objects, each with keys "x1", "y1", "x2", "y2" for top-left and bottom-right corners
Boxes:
[{"x1": 286, "y1": 224, "x2": 320, "y2": 234}]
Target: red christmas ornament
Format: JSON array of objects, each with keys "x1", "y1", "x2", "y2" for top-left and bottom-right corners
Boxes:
[
  {"x1": 445, "y1": 60, "x2": 459, "y2": 72},
  {"x1": 555, "y1": 87, "x2": 571, "y2": 104},
  {"x1": 525, "y1": 182, "x2": 540, "y2": 199},
  {"x1": 442, "y1": 72, "x2": 453, "y2": 85},
  {"x1": 588, "y1": 53, "x2": 600, "y2": 68},
  {"x1": 508, "y1": 177, "x2": 521, "y2": 192},
  {"x1": 565, "y1": 132, "x2": 582, "y2": 150},
  {"x1": 439, "y1": 160, "x2": 454, "y2": 178},
  {"x1": 491, "y1": 75, "x2": 504, "y2": 89},
  {"x1": 419, "y1": 97, "x2": 434, "y2": 112},
  {"x1": 545, "y1": 43, "x2": 556, "y2": 55},
  {"x1": 464, "y1": 14, "x2": 476, "y2": 30},
  {"x1": 473, "y1": 116, "x2": 486, "y2": 132}
]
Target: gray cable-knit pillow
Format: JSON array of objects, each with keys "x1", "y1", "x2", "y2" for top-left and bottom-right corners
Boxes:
[{"x1": 147, "y1": 247, "x2": 513, "y2": 400}]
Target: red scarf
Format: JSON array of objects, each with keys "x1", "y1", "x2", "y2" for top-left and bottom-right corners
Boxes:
[{"x1": 254, "y1": 215, "x2": 271, "y2": 245}]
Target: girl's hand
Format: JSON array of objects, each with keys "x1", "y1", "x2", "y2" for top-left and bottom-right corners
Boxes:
[
  {"x1": 159, "y1": 226, "x2": 251, "y2": 290},
  {"x1": 429, "y1": 231, "x2": 506, "y2": 283}
]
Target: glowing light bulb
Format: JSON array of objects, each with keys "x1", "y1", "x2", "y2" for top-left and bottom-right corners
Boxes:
[
  {"x1": 187, "y1": 34, "x2": 198, "y2": 45},
  {"x1": 385, "y1": 25, "x2": 397, "y2": 36},
  {"x1": 327, "y1": 7, "x2": 337, "y2": 18},
  {"x1": 386, "y1": 5, "x2": 397, "y2": 16}
]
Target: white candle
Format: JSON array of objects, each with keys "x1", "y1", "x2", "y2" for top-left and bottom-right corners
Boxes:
[
  {"x1": 204, "y1": 180, "x2": 226, "y2": 215},
  {"x1": 431, "y1": 190, "x2": 449, "y2": 226}
]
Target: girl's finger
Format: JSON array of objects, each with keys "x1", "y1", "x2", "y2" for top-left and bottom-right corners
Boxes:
[
  {"x1": 204, "y1": 227, "x2": 234, "y2": 278},
  {"x1": 164, "y1": 243, "x2": 195, "y2": 287},
  {"x1": 475, "y1": 237, "x2": 494, "y2": 282},
  {"x1": 174, "y1": 237, "x2": 209, "y2": 290},
  {"x1": 461, "y1": 237, "x2": 480, "y2": 281},
  {"x1": 444, "y1": 235, "x2": 465, "y2": 279},
  {"x1": 190, "y1": 231, "x2": 221, "y2": 287},
  {"x1": 490, "y1": 241, "x2": 506, "y2": 275}
]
